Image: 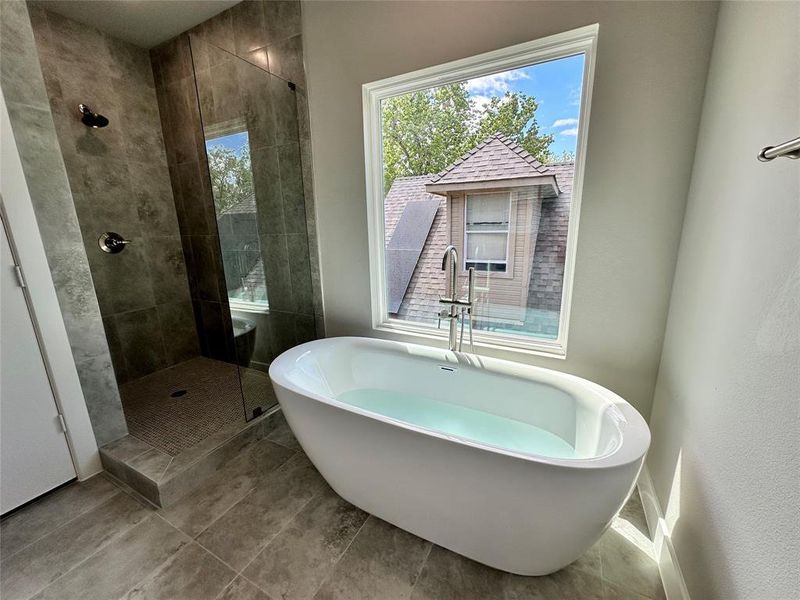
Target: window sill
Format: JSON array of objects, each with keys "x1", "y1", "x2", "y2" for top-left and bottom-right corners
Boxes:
[
  {"x1": 229, "y1": 299, "x2": 270, "y2": 314},
  {"x1": 375, "y1": 318, "x2": 567, "y2": 360}
]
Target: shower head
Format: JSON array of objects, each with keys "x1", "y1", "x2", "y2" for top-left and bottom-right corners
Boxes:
[{"x1": 78, "y1": 104, "x2": 109, "y2": 128}]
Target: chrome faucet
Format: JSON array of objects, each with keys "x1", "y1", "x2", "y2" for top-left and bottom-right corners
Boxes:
[{"x1": 439, "y1": 245, "x2": 475, "y2": 352}]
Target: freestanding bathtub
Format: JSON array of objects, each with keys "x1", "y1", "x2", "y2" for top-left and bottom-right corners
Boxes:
[{"x1": 269, "y1": 336, "x2": 650, "y2": 575}]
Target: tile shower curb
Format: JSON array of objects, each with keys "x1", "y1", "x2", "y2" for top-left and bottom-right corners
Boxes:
[{"x1": 100, "y1": 406, "x2": 283, "y2": 507}]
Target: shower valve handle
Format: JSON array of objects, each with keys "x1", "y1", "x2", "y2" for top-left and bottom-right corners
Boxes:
[{"x1": 99, "y1": 232, "x2": 131, "y2": 254}]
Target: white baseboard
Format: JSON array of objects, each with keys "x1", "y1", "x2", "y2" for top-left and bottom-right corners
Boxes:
[{"x1": 637, "y1": 466, "x2": 691, "y2": 600}]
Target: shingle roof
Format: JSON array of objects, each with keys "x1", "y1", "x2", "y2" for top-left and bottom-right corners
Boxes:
[
  {"x1": 385, "y1": 163, "x2": 575, "y2": 321},
  {"x1": 427, "y1": 133, "x2": 554, "y2": 187}
]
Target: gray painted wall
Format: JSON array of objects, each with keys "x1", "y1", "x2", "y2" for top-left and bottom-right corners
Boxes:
[
  {"x1": 0, "y1": 0, "x2": 127, "y2": 445},
  {"x1": 646, "y1": 2, "x2": 800, "y2": 597},
  {"x1": 28, "y1": 7, "x2": 199, "y2": 385}
]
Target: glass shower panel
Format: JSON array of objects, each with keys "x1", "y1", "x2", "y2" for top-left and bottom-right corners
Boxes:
[{"x1": 190, "y1": 35, "x2": 307, "y2": 420}]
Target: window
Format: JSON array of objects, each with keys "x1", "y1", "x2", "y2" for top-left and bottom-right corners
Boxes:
[
  {"x1": 364, "y1": 25, "x2": 597, "y2": 356},
  {"x1": 465, "y1": 192, "x2": 511, "y2": 273}
]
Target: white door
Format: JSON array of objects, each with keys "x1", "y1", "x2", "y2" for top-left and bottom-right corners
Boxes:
[{"x1": 1, "y1": 218, "x2": 76, "y2": 514}]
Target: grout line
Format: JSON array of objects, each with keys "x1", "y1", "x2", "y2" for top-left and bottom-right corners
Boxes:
[
  {"x1": 112, "y1": 525, "x2": 200, "y2": 600},
  {"x1": 193, "y1": 537, "x2": 246, "y2": 580},
  {"x1": 307, "y1": 512, "x2": 373, "y2": 599},
  {"x1": 157, "y1": 433, "x2": 298, "y2": 539},
  {"x1": 16, "y1": 510, "x2": 157, "y2": 600},
  {"x1": 0, "y1": 487, "x2": 123, "y2": 564},
  {"x1": 408, "y1": 538, "x2": 435, "y2": 597},
  {"x1": 236, "y1": 487, "x2": 321, "y2": 578},
  {"x1": 182, "y1": 448, "x2": 300, "y2": 540}
]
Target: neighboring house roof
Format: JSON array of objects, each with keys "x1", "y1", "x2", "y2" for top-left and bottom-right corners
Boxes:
[
  {"x1": 425, "y1": 133, "x2": 559, "y2": 197},
  {"x1": 385, "y1": 161, "x2": 575, "y2": 319},
  {"x1": 219, "y1": 193, "x2": 256, "y2": 215}
]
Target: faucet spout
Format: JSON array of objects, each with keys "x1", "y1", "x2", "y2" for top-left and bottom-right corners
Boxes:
[
  {"x1": 441, "y1": 244, "x2": 456, "y2": 271},
  {"x1": 441, "y1": 245, "x2": 460, "y2": 351}
]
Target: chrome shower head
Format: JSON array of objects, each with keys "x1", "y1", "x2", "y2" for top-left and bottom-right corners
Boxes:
[{"x1": 78, "y1": 104, "x2": 109, "y2": 128}]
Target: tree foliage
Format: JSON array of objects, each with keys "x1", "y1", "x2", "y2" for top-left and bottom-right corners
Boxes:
[
  {"x1": 207, "y1": 145, "x2": 253, "y2": 215},
  {"x1": 381, "y1": 83, "x2": 555, "y2": 191}
]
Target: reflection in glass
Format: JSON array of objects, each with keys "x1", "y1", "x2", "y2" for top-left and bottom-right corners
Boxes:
[
  {"x1": 207, "y1": 129, "x2": 269, "y2": 310},
  {"x1": 192, "y1": 34, "x2": 311, "y2": 420}
]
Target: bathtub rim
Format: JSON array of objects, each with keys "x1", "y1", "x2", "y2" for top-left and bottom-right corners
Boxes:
[{"x1": 269, "y1": 336, "x2": 650, "y2": 471}]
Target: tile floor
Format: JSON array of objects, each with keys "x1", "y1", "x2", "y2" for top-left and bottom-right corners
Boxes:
[
  {"x1": 0, "y1": 413, "x2": 664, "y2": 600},
  {"x1": 120, "y1": 357, "x2": 272, "y2": 455}
]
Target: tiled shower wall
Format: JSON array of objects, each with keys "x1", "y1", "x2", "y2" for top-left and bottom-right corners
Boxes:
[
  {"x1": 151, "y1": 0, "x2": 323, "y2": 364},
  {"x1": 150, "y1": 34, "x2": 237, "y2": 363},
  {"x1": 0, "y1": 0, "x2": 127, "y2": 445},
  {"x1": 27, "y1": 7, "x2": 200, "y2": 384}
]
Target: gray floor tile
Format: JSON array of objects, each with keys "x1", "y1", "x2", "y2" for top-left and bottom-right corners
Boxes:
[
  {"x1": 127, "y1": 448, "x2": 173, "y2": 482},
  {"x1": 598, "y1": 525, "x2": 661, "y2": 599},
  {"x1": 218, "y1": 576, "x2": 272, "y2": 600},
  {"x1": 0, "y1": 492, "x2": 151, "y2": 600},
  {"x1": 313, "y1": 516, "x2": 431, "y2": 600},
  {"x1": 0, "y1": 475, "x2": 118, "y2": 558},
  {"x1": 102, "y1": 435, "x2": 155, "y2": 462},
  {"x1": 410, "y1": 545, "x2": 505, "y2": 600},
  {"x1": 243, "y1": 486, "x2": 368, "y2": 600},
  {"x1": 159, "y1": 438, "x2": 295, "y2": 537},
  {"x1": 507, "y1": 563, "x2": 605, "y2": 600},
  {"x1": 619, "y1": 489, "x2": 649, "y2": 538},
  {"x1": 122, "y1": 542, "x2": 236, "y2": 599},
  {"x1": 30, "y1": 516, "x2": 190, "y2": 600},
  {"x1": 196, "y1": 453, "x2": 326, "y2": 571},
  {"x1": 264, "y1": 412, "x2": 302, "y2": 451},
  {"x1": 602, "y1": 581, "x2": 652, "y2": 599}
]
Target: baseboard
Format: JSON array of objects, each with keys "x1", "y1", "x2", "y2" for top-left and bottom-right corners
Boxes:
[{"x1": 637, "y1": 466, "x2": 691, "y2": 600}]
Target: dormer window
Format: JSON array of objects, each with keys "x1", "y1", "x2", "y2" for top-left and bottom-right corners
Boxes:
[{"x1": 464, "y1": 192, "x2": 510, "y2": 273}]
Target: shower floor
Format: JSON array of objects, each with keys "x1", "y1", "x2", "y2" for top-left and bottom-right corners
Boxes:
[{"x1": 119, "y1": 356, "x2": 273, "y2": 456}]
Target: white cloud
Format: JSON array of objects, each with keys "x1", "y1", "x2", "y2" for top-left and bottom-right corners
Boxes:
[
  {"x1": 466, "y1": 70, "x2": 530, "y2": 96},
  {"x1": 471, "y1": 95, "x2": 493, "y2": 112},
  {"x1": 551, "y1": 118, "x2": 579, "y2": 128},
  {"x1": 560, "y1": 127, "x2": 579, "y2": 137}
]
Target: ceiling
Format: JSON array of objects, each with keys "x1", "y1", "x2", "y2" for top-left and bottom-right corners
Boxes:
[{"x1": 39, "y1": 0, "x2": 241, "y2": 48}]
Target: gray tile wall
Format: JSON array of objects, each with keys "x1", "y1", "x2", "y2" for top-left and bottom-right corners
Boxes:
[
  {"x1": 0, "y1": 0, "x2": 127, "y2": 445},
  {"x1": 150, "y1": 34, "x2": 237, "y2": 363},
  {"x1": 151, "y1": 0, "x2": 323, "y2": 366},
  {"x1": 28, "y1": 7, "x2": 200, "y2": 384}
]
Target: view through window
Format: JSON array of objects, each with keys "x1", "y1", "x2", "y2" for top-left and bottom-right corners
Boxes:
[
  {"x1": 381, "y1": 53, "x2": 585, "y2": 342},
  {"x1": 206, "y1": 129, "x2": 268, "y2": 308}
]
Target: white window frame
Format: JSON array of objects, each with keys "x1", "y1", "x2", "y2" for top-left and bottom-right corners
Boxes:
[
  {"x1": 363, "y1": 24, "x2": 598, "y2": 358},
  {"x1": 463, "y1": 192, "x2": 512, "y2": 273}
]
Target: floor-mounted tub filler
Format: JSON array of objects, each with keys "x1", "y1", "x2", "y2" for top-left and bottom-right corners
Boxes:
[{"x1": 269, "y1": 337, "x2": 650, "y2": 575}]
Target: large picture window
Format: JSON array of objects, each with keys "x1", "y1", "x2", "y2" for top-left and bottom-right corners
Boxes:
[{"x1": 364, "y1": 25, "x2": 597, "y2": 356}]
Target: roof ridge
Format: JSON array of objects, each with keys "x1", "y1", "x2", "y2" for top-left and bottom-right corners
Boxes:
[{"x1": 429, "y1": 132, "x2": 554, "y2": 184}]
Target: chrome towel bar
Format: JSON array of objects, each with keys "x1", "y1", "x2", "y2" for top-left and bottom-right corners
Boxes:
[{"x1": 758, "y1": 136, "x2": 800, "y2": 162}]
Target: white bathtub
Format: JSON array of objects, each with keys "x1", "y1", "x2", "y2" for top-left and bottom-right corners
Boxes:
[{"x1": 269, "y1": 336, "x2": 650, "y2": 575}]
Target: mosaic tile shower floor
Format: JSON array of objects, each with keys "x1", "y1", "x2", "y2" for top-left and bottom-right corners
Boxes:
[{"x1": 119, "y1": 357, "x2": 272, "y2": 456}]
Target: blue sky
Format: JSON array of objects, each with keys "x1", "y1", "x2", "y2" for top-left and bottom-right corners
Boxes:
[
  {"x1": 207, "y1": 131, "x2": 249, "y2": 154},
  {"x1": 465, "y1": 53, "x2": 584, "y2": 157}
]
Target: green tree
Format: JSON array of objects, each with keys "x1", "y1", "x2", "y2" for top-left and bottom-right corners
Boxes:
[
  {"x1": 207, "y1": 145, "x2": 253, "y2": 215},
  {"x1": 381, "y1": 83, "x2": 554, "y2": 191}
]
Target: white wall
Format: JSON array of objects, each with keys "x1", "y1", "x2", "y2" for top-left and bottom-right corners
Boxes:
[
  {"x1": 301, "y1": 0, "x2": 718, "y2": 417},
  {"x1": 646, "y1": 2, "x2": 800, "y2": 598}
]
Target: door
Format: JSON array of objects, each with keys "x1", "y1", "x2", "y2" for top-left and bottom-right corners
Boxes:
[{"x1": 1, "y1": 217, "x2": 76, "y2": 514}]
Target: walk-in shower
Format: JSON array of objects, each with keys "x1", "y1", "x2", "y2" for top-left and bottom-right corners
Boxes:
[{"x1": 24, "y1": 4, "x2": 316, "y2": 470}]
